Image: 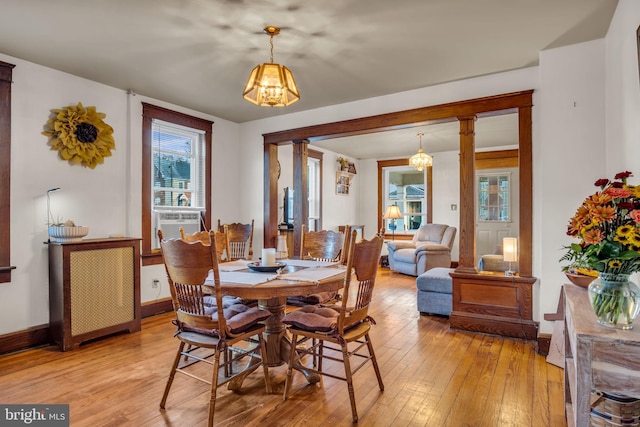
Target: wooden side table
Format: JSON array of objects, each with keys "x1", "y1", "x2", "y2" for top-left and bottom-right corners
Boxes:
[{"x1": 563, "y1": 284, "x2": 640, "y2": 426}]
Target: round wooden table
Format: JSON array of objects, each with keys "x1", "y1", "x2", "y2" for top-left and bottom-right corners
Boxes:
[{"x1": 210, "y1": 264, "x2": 346, "y2": 384}]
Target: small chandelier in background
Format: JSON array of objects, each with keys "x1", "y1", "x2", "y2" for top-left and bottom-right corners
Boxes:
[
  {"x1": 243, "y1": 26, "x2": 300, "y2": 107},
  {"x1": 409, "y1": 132, "x2": 432, "y2": 171}
]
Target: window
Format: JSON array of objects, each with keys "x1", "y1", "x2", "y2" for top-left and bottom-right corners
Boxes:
[
  {"x1": 307, "y1": 149, "x2": 323, "y2": 231},
  {"x1": 307, "y1": 157, "x2": 320, "y2": 231},
  {"x1": 477, "y1": 173, "x2": 511, "y2": 222},
  {"x1": 142, "y1": 103, "x2": 212, "y2": 265},
  {"x1": 383, "y1": 165, "x2": 427, "y2": 233}
]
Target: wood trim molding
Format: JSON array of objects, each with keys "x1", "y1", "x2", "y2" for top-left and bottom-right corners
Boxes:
[
  {"x1": 262, "y1": 90, "x2": 534, "y2": 278},
  {"x1": 475, "y1": 149, "x2": 518, "y2": 169},
  {"x1": 0, "y1": 324, "x2": 50, "y2": 355},
  {"x1": 0, "y1": 60, "x2": 15, "y2": 283},
  {"x1": 141, "y1": 298, "x2": 173, "y2": 318},
  {"x1": 376, "y1": 159, "x2": 432, "y2": 234},
  {"x1": 141, "y1": 103, "x2": 213, "y2": 265}
]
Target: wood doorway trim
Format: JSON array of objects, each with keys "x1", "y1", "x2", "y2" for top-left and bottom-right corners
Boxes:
[{"x1": 262, "y1": 90, "x2": 533, "y2": 276}]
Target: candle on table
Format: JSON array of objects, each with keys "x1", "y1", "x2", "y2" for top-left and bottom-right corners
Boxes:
[{"x1": 262, "y1": 248, "x2": 276, "y2": 266}]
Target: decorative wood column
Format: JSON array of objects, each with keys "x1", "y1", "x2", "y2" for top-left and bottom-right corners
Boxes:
[
  {"x1": 455, "y1": 115, "x2": 477, "y2": 273},
  {"x1": 518, "y1": 105, "x2": 533, "y2": 277},
  {"x1": 292, "y1": 140, "x2": 309, "y2": 257},
  {"x1": 264, "y1": 142, "x2": 279, "y2": 250}
]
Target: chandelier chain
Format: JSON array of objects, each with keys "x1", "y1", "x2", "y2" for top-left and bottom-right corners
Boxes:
[{"x1": 269, "y1": 34, "x2": 274, "y2": 63}]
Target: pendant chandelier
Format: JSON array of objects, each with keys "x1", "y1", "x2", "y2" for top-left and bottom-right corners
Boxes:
[
  {"x1": 243, "y1": 26, "x2": 300, "y2": 107},
  {"x1": 409, "y1": 132, "x2": 432, "y2": 171}
]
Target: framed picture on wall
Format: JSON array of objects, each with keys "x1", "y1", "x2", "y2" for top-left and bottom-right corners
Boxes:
[{"x1": 336, "y1": 184, "x2": 349, "y2": 195}]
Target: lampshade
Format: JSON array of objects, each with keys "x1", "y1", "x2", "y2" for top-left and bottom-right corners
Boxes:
[
  {"x1": 383, "y1": 205, "x2": 403, "y2": 220},
  {"x1": 243, "y1": 26, "x2": 300, "y2": 107},
  {"x1": 409, "y1": 133, "x2": 432, "y2": 172},
  {"x1": 503, "y1": 237, "x2": 518, "y2": 263}
]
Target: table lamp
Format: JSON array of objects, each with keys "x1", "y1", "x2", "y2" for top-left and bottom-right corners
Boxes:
[
  {"x1": 383, "y1": 204, "x2": 403, "y2": 240},
  {"x1": 503, "y1": 237, "x2": 518, "y2": 277}
]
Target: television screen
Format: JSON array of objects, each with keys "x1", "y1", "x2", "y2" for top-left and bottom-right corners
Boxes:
[{"x1": 283, "y1": 187, "x2": 294, "y2": 226}]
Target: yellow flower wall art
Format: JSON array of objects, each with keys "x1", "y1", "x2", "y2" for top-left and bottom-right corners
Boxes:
[{"x1": 42, "y1": 102, "x2": 115, "y2": 169}]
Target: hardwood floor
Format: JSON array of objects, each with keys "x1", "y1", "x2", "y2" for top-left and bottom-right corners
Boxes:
[{"x1": 0, "y1": 268, "x2": 566, "y2": 426}]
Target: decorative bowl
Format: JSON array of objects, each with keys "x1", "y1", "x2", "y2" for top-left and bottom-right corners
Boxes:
[
  {"x1": 565, "y1": 272, "x2": 596, "y2": 289},
  {"x1": 247, "y1": 261, "x2": 286, "y2": 273},
  {"x1": 48, "y1": 226, "x2": 89, "y2": 243}
]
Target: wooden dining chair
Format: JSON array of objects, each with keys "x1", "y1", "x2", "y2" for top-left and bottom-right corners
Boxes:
[
  {"x1": 299, "y1": 224, "x2": 345, "y2": 262},
  {"x1": 158, "y1": 230, "x2": 272, "y2": 427},
  {"x1": 218, "y1": 219, "x2": 254, "y2": 260},
  {"x1": 282, "y1": 229, "x2": 385, "y2": 422},
  {"x1": 285, "y1": 226, "x2": 346, "y2": 308}
]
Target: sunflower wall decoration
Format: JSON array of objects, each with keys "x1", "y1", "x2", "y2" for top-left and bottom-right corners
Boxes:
[{"x1": 42, "y1": 102, "x2": 115, "y2": 169}]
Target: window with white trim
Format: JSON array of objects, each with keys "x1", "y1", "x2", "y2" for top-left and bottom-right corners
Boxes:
[
  {"x1": 384, "y1": 166, "x2": 426, "y2": 232},
  {"x1": 141, "y1": 103, "x2": 212, "y2": 264}
]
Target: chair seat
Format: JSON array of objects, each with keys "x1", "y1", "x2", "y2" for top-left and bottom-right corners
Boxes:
[
  {"x1": 286, "y1": 291, "x2": 338, "y2": 306},
  {"x1": 282, "y1": 305, "x2": 339, "y2": 332},
  {"x1": 186, "y1": 304, "x2": 270, "y2": 335}
]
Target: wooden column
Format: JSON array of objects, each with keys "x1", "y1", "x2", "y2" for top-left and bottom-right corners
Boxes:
[
  {"x1": 264, "y1": 142, "x2": 279, "y2": 250},
  {"x1": 518, "y1": 105, "x2": 533, "y2": 277},
  {"x1": 455, "y1": 115, "x2": 477, "y2": 273},
  {"x1": 292, "y1": 140, "x2": 309, "y2": 257}
]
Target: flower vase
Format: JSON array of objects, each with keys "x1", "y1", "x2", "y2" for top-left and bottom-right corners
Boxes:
[{"x1": 588, "y1": 273, "x2": 640, "y2": 330}]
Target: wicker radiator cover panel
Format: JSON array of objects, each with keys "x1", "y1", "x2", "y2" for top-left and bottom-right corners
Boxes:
[{"x1": 70, "y1": 247, "x2": 135, "y2": 336}]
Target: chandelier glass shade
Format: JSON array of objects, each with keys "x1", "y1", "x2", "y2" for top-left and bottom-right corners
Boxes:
[
  {"x1": 243, "y1": 26, "x2": 300, "y2": 107},
  {"x1": 409, "y1": 133, "x2": 432, "y2": 171}
]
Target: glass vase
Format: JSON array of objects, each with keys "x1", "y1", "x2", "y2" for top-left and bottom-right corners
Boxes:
[{"x1": 588, "y1": 273, "x2": 640, "y2": 330}]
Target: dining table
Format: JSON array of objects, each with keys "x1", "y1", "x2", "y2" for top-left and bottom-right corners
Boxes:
[{"x1": 204, "y1": 258, "x2": 347, "y2": 386}]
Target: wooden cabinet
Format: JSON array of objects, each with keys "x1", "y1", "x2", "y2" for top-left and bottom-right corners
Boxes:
[
  {"x1": 449, "y1": 271, "x2": 538, "y2": 339},
  {"x1": 563, "y1": 284, "x2": 640, "y2": 426},
  {"x1": 48, "y1": 238, "x2": 141, "y2": 351}
]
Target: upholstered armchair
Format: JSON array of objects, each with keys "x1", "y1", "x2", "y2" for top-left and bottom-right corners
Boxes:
[{"x1": 386, "y1": 224, "x2": 457, "y2": 276}]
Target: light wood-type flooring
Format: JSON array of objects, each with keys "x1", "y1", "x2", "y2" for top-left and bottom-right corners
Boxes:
[{"x1": 0, "y1": 268, "x2": 566, "y2": 426}]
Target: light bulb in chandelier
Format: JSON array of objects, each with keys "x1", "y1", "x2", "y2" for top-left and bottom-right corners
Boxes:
[{"x1": 243, "y1": 26, "x2": 300, "y2": 107}]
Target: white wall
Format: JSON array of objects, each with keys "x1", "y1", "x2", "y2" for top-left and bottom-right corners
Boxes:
[
  {"x1": 0, "y1": 52, "x2": 241, "y2": 335},
  {"x1": 605, "y1": 0, "x2": 640, "y2": 287}
]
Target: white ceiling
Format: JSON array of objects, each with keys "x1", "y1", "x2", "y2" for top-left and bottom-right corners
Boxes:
[
  {"x1": 0, "y1": 0, "x2": 617, "y2": 128},
  {"x1": 310, "y1": 113, "x2": 519, "y2": 160}
]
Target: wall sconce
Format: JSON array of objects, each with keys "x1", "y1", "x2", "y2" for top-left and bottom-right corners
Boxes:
[
  {"x1": 383, "y1": 204, "x2": 403, "y2": 240},
  {"x1": 503, "y1": 237, "x2": 518, "y2": 277}
]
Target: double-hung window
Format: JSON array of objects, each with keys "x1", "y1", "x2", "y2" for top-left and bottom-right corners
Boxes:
[{"x1": 142, "y1": 103, "x2": 212, "y2": 265}]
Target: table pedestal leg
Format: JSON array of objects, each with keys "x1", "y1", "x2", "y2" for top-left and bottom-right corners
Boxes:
[{"x1": 259, "y1": 297, "x2": 320, "y2": 384}]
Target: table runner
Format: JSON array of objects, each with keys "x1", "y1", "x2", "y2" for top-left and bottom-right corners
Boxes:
[{"x1": 278, "y1": 265, "x2": 347, "y2": 283}]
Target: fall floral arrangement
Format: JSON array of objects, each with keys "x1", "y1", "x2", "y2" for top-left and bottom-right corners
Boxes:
[
  {"x1": 562, "y1": 171, "x2": 640, "y2": 275},
  {"x1": 561, "y1": 171, "x2": 640, "y2": 325}
]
